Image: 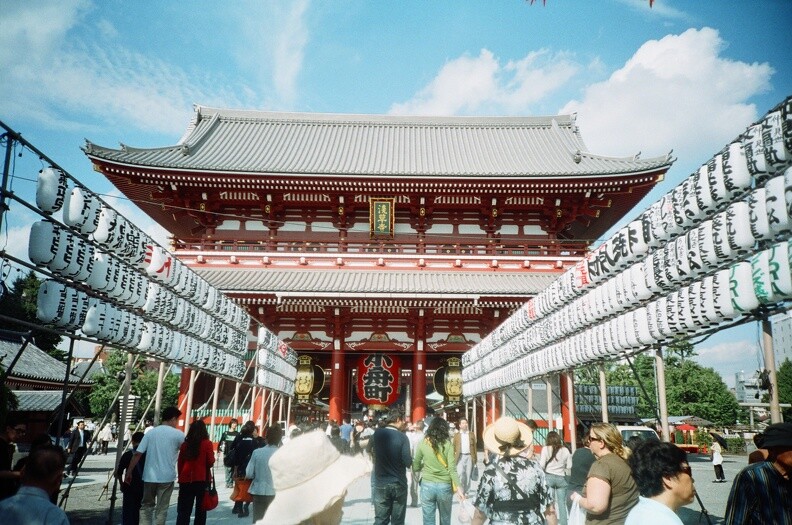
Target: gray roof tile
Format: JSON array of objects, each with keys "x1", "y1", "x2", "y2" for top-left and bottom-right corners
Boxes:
[
  {"x1": 193, "y1": 268, "x2": 556, "y2": 296},
  {"x1": 0, "y1": 332, "x2": 84, "y2": 385},
  {"x1": 85, "y1": 107, "x2": 671, "y2": 177},
  {"x1": 14, "y1": 390, "x2": 68, "y2": 412}
]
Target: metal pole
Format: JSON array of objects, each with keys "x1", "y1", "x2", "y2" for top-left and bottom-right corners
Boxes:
[
  {"x1": 250, "y1": 385, "x2": 257, "y2": 423},
  {"x1": 286, "y1": 396, "x2": 292, "y2": 427},
  {"x1": 184, "y1": 369, "x2": 196, "y2": 433},
  {"x1": 566, "y1": 373, "x2": 577, "y2": 452},
  {"x1": 405, "y1": 381, "x2": 411, "y2": 421},
  {"x1": 599, "y1": 363, "x2": 609, "y2": 423},
  {"x1": 268, "y1": 392, "x2": 276, "y2": 427},
  {"x1": 546, "y1": 378, "x2": 553, "y2": 430},
  {"x1": 153, "y1": 362, "x2": 167, "y2": 425},
  {"x1": 527, "y1": 383, "x2": 533, "y2": 421},
  {"x1": 763, "y1": 319, "x2": 782, "y2": 423},
  {"x1": 655, "y1": 347, "x2": 671, "y2": 442},
  {"x1": 56, "y1": 338, "x2": 77, "y2": 439},
  {"x1": 107, "y1": 353, "x2": 134, "y2": 524},
  {"x1": 233, "y1": 382, "x2": 241, "y2": 419},
  {"x1": 0, "y1": 129, "x2": 16, "y2": 233},
  {"x1": 501, "y1": 391, "x2": 507, "y2": 418},
  {"x1": 210, "y1": 376, "x2": 221, "y2": 442}
]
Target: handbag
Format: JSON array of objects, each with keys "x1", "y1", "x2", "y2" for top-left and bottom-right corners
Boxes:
[
  {"x1": 471, "y1": 465, "x2": 479, "y2": 482},
  {"x1": 202, "y1": 468, "x2": 218, "y2": 511},
  {"x1": 230, "y1": 478, "x2": 253, "y2": 503}
]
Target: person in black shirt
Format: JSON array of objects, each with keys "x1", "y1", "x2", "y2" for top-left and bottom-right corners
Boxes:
[
  {"x1": 219, "y1": 419, "x2": 239, "y2": 489},
  {"x1": 115, "y1": 431, "x2": 146, "y2": 525},
  {"x1": 370, "y1": 409, "x2": 411, "y2": 525},
  {"x1": 0, "y1": 418, "x2": 24, "y2": 500}
]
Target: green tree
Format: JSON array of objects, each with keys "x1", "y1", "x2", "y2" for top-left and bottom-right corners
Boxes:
[
  {"x1": 88, "y1": 349, "x2": 180, "y2": 422},
  {"x1": 777, "y1": 359, "x2": 792, "y2": 421},
  {"x1": 665, "y1": 337, "x2": 697, "y2": 366},
  {"x1": 0, "y1": 271, "x2": 64, "y2": 360}
]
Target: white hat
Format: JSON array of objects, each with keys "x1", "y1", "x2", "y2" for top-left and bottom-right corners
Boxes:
[
  {"x1": 482, "y1": 417, "x2": 533, "y2": 457},
  {"x1": 258, "y1": 430, "x2": 370, "y2": 524}
]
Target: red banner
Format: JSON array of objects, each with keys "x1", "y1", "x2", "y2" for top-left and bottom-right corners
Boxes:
[{"x1": 356, "y1": 354, "x2": 400, "y2": 406}]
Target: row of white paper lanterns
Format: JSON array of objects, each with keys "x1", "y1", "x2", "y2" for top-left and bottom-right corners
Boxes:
[
  {"x1": 463, "y1": 238, "x2": 792, "y2": 395},
  {"x1": 36, "y1": 279, "x2": 246, "y2": 378},
  {"x1": 34, "y1": 170, "x2": 250, "y2": 333},
  {"x1": 464, "y1": 170, "x2": 791, "y2": 369},
  {"x1": 465, "y1": 226, "x2": 791, "y2": 381},
  {"x1": 256, "y1": 369, "x2": 295, "y2": 396},
  {"x1": 257, "y1": 327, "x2": 299, "y2": 366},
  {"x1": 475, "y1": 101, "x2": 791, "y2": 356},
  {"x1": 258, "y1": 349, "x2": 298, "y2": 381}
]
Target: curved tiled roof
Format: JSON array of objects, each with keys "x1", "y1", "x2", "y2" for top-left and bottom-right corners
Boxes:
[
  {"x1": 0, "y1": 331, "x2": 85, "y2": 385},
  {"x1": 193, "y1": 267, "x2": 557, "y2": 296},
  {"x1": 84, "y1": 106, "x2": 672, "y2": 177}
]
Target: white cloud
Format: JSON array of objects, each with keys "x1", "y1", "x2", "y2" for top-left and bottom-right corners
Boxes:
[
  {"x1": 0, "y1": 1, "x2": 249, "y2": 136},
  {"x1": 389, "y1": 49, "x2": 580, "y2": 116},
  {"x1": 696, "y1": 339, "x2": 761, "y2": 387},
  {"x1": 234, "y1": 0, "x2": 310, "y2": 108},
  {"x1": 561, "y1": 28, "x2": 774, "y2": 162}
]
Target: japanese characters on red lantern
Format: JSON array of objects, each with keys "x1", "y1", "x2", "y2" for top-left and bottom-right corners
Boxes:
[{"x1": 356, "y1": 354, "x2": 401, "y2": 407}]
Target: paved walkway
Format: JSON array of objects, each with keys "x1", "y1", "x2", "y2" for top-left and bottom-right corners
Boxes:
[{"x1": 60, "y1": 445, "x2": 741, "y2": 524}]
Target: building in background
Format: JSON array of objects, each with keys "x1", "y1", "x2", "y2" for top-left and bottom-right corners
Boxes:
[{"x1": 85, "y1": 106, "x2": 671, "y2": 432}]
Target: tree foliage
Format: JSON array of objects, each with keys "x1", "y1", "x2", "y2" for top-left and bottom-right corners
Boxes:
[
  {"x1": 0, "y1": 271, "x2": 64, "y2": 360},
  {"x1": 777, "y1": 358, "x2": 792, "y2": 421},
  {"x1": 575, "y1": 341, "x2": 741, "y2": 425},
  {"x1": 88, "y1": 349, "x2": 180, "y2": 423}
]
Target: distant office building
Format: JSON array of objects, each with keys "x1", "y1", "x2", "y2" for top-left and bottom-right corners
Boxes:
[
  {"x1": 772, "y1": 313, "x2": 792, "y2": 366},
  {"x1": 734, "y1": 371, "x2": 766, "y2": 403}
]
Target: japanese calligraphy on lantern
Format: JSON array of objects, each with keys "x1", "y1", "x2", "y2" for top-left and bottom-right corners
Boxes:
[{"x1": 356, "y1": 354, "x2": 400, "y2": 406}]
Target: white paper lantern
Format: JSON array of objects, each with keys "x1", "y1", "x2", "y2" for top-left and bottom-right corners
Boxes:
[
  {"x1": 720, "y1": 141, "x2": 753, "y2": 200},
  {"x1": 753, "y1": 243, "x2": 792, "y2": 303},
  {"x1": 729, "y1": 261, "x2": 760, "y2": 314},
  {"x1": 71, "y1": 242, "x2": 96, "y2": 283},
  {"x1": 686, "y1": 228, "x2": 705, "y2": 277},
  {"x1": 693, "y1": 165, "x2": 716, "y2": 219},
  {"x1": 744, "y1": 123, "x2": 769, "y2": 182},
  {"x1": 656, "y1": 296, "x2": 674, "y2": 339},
  {"x1": 46, "y1": 228, "x2": 76, "y2": 273},
  {"x1": 761, "y1": 110, "x2": 791, "y2": 173},
  {"x1": 28, "y1": 221, "x2": 61, "y2": 266},
  {"x1": 713, "y1": 269, "x2": 738, "y2": 320},
  {"x1": 663, "y1": 242, "x2": 681, "y2": 286},
  {"x1": 726, "y1": 201, "x2": 755, "y2": 255},
  {"x1": 63, "y1": 187, "x2": 102, "y2": 234},
  {"x1": 706, "y1": 154, "x2": 730, "y2": 206},
  {"x1": 711, "y1": 212, "x2": 733, "y2": 260},
  {"x1": 82, "y1": 298, "x2": 105, "y2": 337},
  {"x1": 36, "y1": 280, "x2": 66, "y2": 324},
  {"x1": 676, "y1": 287, "x2": 696, "y2": 333},
  {"x1": 765, "y1": 175, "x2": 791, "y2": 236},
  {"x1": 36, "y1": 167, "x2": 68, "y2": 214},
  {"x1": 93, "y1": 206, "x2": 118, "y2": 246},
  {"x1": 748, "y1": 188, "x2": 773, "y2": 242},
  {"x1": 700, "y1": 276, "x2": 721, "y2": 325},
  {"x1": 696, "y1": 221, "x2": 718, "y2": 266},
  {"x1": 674, "y1": 236, "x2": 692, "y2": 282}
]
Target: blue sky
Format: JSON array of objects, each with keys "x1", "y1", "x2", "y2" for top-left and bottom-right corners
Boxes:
[{"x1": 1, "y1": 0, "x2": 790, "y2": 384}]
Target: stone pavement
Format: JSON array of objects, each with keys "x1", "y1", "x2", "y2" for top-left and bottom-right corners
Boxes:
[{"x1": 59, "y1": 444, "x2": 741, "y2": 524}]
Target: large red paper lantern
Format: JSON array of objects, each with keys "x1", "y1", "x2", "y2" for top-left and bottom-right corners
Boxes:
[{"x1": 356, "y1": 354, "x2": 400, "y2": 407}]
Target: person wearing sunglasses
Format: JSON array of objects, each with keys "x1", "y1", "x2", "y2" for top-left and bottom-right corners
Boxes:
[
  {"x1": 624, "y1": 441, "x2": 695, "y2": 525},
  {"x1": 0, "y1": 419, "x2": 26, "y2": 501},
  {"x1": 569, "y1": 423, "x2": 638, "y2": 525}
]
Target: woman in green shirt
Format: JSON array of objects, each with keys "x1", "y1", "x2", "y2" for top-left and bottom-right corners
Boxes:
[{"x1": 412, "y1": 418, "x2": 464, "y2": 525}]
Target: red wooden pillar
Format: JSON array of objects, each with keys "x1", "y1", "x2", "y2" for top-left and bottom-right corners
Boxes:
[
  {"x1": 559, "y1": 372, "x2": 575, "y2": 446},
  {"x1": 176, "y1": 369, "x2": 192, "y2": 432},
  {"x1": 329, "y1": 308, "x2": 346, "y2": 424},
  {"x1": 485, "y1": 392, "x2": 500, "y2": 425},
  {"x1": 411, "y1": 310, "x2": 427, "y2": 422}
]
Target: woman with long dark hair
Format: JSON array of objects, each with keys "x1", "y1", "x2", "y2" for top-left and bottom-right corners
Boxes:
[
  {"x1": 176, "y1": 420, "x2": 214, "y2": 525},
  {"x1": 412, "y1": 417, "x2": 463, "y2": 525},
  {"x1": 539, "y1": 431, "x2": 572, "y2": 525},
  {"x1": 230, "y1": 421, "x2": 257, "y2": 517}
]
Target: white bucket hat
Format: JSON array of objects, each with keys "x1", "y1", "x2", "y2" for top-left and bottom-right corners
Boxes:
[
  {"x1": 482, "y1": 417, "x2": 533, "y2": 457},
  {"x1": 258, "y1": 430, "x2": 370, "y2": 524}
]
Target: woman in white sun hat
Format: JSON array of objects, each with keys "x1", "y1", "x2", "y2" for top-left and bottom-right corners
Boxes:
[
  {"x1": 258, "y1": 429, "x2": 370, "y2": 525},
  {"x1": 472, "y1": 417, "x2": 557, "y2": 525}
]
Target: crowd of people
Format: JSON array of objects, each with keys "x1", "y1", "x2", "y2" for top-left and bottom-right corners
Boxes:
[{"x1": 1, "y1": 410, "x2": 791, "y2": 524}]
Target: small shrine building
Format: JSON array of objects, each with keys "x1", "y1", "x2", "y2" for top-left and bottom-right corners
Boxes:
[{"x1": 85, "y1": 106, "x2": 671, "y2": 427}]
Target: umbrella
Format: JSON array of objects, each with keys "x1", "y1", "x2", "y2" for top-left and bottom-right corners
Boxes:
[
  {"x1": 710, "y1": 432, "x2": 728, "y2": 450},
  {"x1": 676, "y1": 424, "x2": 696, "y2": 431}
]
